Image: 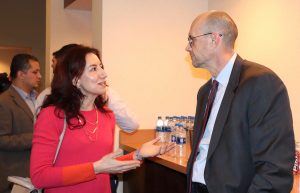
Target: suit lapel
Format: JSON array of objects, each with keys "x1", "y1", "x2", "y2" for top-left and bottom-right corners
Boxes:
[
  {"x1": 206, "y1": 55, "x2": 244, "y2": 160},
  {"x1": 9, "y1": 86, "x2": 34, "y2": 121},
  {"x1": 190, "y1": 81, "x2": 211, "y2": 160}
]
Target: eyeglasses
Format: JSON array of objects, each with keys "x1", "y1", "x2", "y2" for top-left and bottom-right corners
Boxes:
[{"x1": 188, "y1": 32, "x2": 222, "y2": 47}]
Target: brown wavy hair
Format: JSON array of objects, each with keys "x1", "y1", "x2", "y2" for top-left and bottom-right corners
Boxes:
[{"x1": 42, "y1": 45, "x2": 109, "y2": 129}]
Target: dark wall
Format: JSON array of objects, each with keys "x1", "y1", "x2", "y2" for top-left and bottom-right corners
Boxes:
[{"x1": 0, "y1": 0, "x2": 46, "y2": 90}]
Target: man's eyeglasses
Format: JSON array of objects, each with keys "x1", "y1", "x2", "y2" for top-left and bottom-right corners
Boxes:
[{"x1": 188, "y1": 33, "x2": 222, "y2": 47}]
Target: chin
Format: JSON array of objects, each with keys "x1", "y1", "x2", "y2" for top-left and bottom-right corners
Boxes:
[
  {"x1": 192, "y1": 61, "x2": 205, "y2": 68},
  {"x1": 192, "y1": 62, "x2": 200, "y2": 68},
  {"x1": 96, "y1": 90, "x2": 106, "y2": 96}
]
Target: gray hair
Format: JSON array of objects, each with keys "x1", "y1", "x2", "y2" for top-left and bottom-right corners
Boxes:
[{"x1": 204, "y1": 11, "x2": 238, "y2": 48}]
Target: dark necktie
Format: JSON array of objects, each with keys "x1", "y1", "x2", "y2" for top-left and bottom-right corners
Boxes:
[
  {"x1": 192, "y1": 80, "x2": 219, "y2": 156},
  {"x1": 199, "y1": 79, "x2": 219, "y2": 139}
]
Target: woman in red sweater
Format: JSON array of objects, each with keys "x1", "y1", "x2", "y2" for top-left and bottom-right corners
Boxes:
[{"x1": 30, "y1": 45, "x2": 173, "y2": 193}]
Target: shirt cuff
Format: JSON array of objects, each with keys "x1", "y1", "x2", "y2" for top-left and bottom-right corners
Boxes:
[{"x1": 62, "y1": 162, "x2": 96, "y2": 186}]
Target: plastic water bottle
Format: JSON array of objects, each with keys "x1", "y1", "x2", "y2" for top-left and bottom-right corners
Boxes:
[
  {"x1": 180, "y1": 116, "x2": 188, "y2": 130},
  {"x1": 176, "y1": 124, "x2": 186, "y2": 158},
  {"x1": 186, "y1": 116, "x2": 194, "y2": 145},
  {"x1": 164, "y1": 116, "x2": 171, "y2": 142},
  {"x1": 168, "y1": 123, "x2": 179, "y2": 157},
  {"x1": 155, "y1": 116, "x2": 164, "y2": 143}
]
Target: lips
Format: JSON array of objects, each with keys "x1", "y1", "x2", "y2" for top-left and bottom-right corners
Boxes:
[{"x1": 98, "y1": 81, "x2": 107, "y2": 87}]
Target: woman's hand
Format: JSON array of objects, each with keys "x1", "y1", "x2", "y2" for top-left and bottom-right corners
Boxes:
[
  {"x1": 93, "y1": 149, "x2": 141, "y2": 174},
  {"x1": 138, "y1": 137, "x2": 175, "y2": 158}
]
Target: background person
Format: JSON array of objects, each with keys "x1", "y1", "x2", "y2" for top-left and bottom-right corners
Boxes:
[
  {"x1": 0, "y1": 72, "x2": 11, "y2": 94},
  {"x1": 0, "y1": 54, "x2": 41, "y2": 193}
]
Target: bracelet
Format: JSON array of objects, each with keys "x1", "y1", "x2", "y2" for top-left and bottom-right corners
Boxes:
[{"x1": 135, "y1": 149, "x2": 144, "y2": 161}]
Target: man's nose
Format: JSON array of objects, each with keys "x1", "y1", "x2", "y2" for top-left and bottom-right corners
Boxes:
[
  {"x1": 37, "y1": 72, "x2": 42, "y2": 79},
  {"x1": 185, "y1": 43, "x2": 191, "y2": 52}
]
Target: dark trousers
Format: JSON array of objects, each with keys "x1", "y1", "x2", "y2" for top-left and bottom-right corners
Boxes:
[
  {"x1": 110, "y1": 174, "x2": 119, "y2": 193},
  {"x1": 191, "y1": 182, "x2": 209, "y2": 193}
]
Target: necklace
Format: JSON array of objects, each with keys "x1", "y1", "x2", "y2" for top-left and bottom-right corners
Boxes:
[
  {"x1": 85, "y1": 112, "x2": 98, "y2": 125},
  {"x1": 82, "y1": 108, "x2": 99, "y2": 142}
]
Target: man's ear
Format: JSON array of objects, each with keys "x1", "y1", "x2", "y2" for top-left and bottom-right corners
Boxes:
[
  {"x1": 17, "y1": 71, "x2": 25, "y2": 80},
  {"x1": 212, "y1": 32, "x2": 221, "y2": 45}
]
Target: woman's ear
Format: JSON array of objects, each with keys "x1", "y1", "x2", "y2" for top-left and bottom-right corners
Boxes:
[{"x1": 72, "y1": 78, "x2": 80, "y2": 88}]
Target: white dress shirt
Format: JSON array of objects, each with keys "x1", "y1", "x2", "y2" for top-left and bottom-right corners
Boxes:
[
  {"x1": 12, "y1": 84, "x2": 37, "y2": 115},
  {"x1": 192, "y1": 53, "x2": 237, "y2": 184}
]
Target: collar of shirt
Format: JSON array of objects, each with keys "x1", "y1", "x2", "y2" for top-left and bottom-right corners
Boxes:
[
  {"x1": 12, "y1": 84, "x2": 37, "y2": 101},
  {"x1": 213, "y1": 52, "x2": 237, "y2": 87}
]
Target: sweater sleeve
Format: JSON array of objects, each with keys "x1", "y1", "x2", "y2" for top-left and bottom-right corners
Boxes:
[
  {"x1": 115, "y1": 151, "x2": 135, "y2": 161},
  {"x1": 62, "y1": 163, "x2": 95, "y2": 186},
  {"x1": 115, "y1": 151, "x2": 143, "y2": 164},
  {"x1": 30, "y1": 107, "x2": 96, "y2": 189}
]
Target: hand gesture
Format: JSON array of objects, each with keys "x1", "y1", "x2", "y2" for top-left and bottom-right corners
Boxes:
[
  {"x1": 93, "y1": 149, "x2": 141, "y2": 174},
  {"x1": 138, "y1": 137, "x2": 175, "y2": 158}
]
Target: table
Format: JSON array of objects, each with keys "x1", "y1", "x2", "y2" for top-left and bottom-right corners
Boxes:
[{"x1": 119, "y1": 129, "x2": 299, "y2": 193}]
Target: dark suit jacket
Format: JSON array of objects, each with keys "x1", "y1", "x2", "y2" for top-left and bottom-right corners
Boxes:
[
  {"x1": 187, "y1": 55, "x2": 295, "y2": 193},
  {"x1": 0, "y1": 86, "x2": 34, "y2": 192}
]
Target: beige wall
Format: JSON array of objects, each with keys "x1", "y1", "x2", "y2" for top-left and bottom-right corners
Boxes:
[
  {"x1": 208, "y1": 0, "x2": 300, "y2": 141},
  {"x1": 46, "y1": 2, "x2": 299, "y2": 192},
  {"x1": 101, "y1": 2, "x2": 208, "y2": 192},
  {"x1": 102, "y1": 0, "x2": 208, "y2": 130},
  {"x1": 0, "y1": 0, "x2": 46, "y2": 89},
  {"x1": 47, "y1": 0, "x2": 299, "y2": 141},
  {"x1": 0, "y1": 47, "x2": 32, "y2": 73},
  {"x1": 46, "y1": 0, "x2": 92, "y2": 86}
]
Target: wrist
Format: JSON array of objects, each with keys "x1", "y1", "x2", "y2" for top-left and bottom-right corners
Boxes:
[
  {"x1": 93, "y1": 160, "x2": 103, "y2": 174},
  {"x1": 93, "y1": 162, "x2": 98, "y2": 174},
  {"x1": 135, "y1": 149, "x2": 144, "y2": 161}
]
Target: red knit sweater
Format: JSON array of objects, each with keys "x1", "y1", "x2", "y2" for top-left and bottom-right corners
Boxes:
[{"x1": 30, "y1": 106, "x2": 116, "y2": 193}]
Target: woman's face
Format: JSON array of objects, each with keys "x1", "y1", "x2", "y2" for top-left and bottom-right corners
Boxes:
[{"x1": 76, "y1": 53, "x2": 107, "y2": 97}]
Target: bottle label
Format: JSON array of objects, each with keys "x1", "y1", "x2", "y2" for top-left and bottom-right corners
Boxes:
[
  {"x1": 156, "y1": 126, "x2": 163, "y2": 132},
  {"x1": 171, "y1": 135, "x2": 176, "y2": 142},
  {"x1": 176, "y1": 137, "x2": 186, "y2": 145}
]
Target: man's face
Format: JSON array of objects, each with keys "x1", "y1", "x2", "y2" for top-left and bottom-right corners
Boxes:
[
  {"x1": 185, "y1": 20, "x2": 212, "y2": 69},
  {"x1": 21, "y1": 59, "x2": 42, "y2": 90}
]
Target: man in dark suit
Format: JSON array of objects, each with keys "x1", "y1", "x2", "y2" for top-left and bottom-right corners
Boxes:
[
  {"x1": 0, "y1": 54, "x2": 41, "y2": 192},
  {"x1": 186, "y1": 10, "x2": 295, "y2": 193}
]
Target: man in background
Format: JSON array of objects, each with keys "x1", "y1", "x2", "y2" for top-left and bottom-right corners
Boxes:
[
  {"x1": 186, "y1": 10, "x2": 295, "y2": 193},
  {"x1": 0, "y1": 53, "x2": 41, "y2": 192},
  {"x1": 0, "y1": 72, "x2": 11, "y2": 94}
]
